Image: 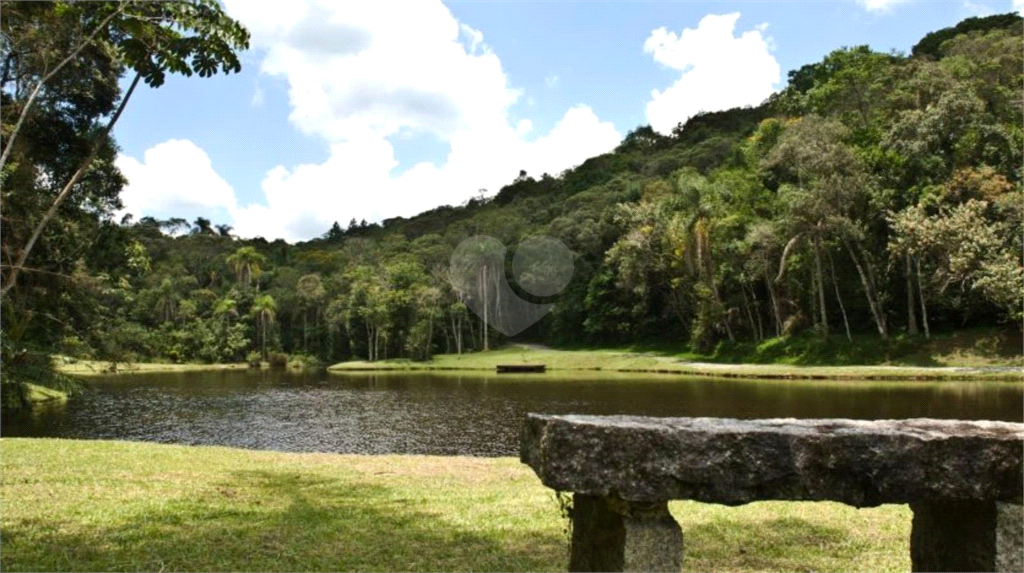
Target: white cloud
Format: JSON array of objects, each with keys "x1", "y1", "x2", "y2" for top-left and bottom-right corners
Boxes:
[
  {"x1": 251, "y1": 84, "x2": 264, "y2": 107},
  {"x1": 962, "y1": 1, "x2": 993, "y2": 16},
  {"x1": 116, "y1": 139, "x2": 237, "y2": 221},
  {"x1": 643, "y1": 13, "x2": 780, "y2": 135},
  {"x1": 218, "y1": 0, "x2": 622, "y2": 241},
  {"x1": 545, "y1": 74, "x2": 559, "y2": 87},
  {"x1": 1014, "y1": 0, "x2": 1023, "y2": 15},
  {"x1": 857, "y1": 0, "x2": 910, "y2": 11}
]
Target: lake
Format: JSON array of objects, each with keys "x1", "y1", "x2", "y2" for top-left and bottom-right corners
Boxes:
[{"x1": 3, "y1": 370, "x2": 1021, "y2": 456}]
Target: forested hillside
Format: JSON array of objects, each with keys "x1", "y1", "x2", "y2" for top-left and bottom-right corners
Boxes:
[{"x1": 3, "y1": 13, "x2": 1021, "y2": 402}]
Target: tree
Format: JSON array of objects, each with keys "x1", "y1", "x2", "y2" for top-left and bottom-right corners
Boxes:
[
  {"x1": 251, "y1": 294, "x2": 276, "y2": 361},
  {"x1": 192, "y1": 217, "x2": 214, "y2": 235},
  {"x1": 765, "y1": 115, "x2": 887, "y2": 338},
  {"x1": 1, "y1": 0, "x2": 250, "y2": 298},
  {"x1": 154, "y1": 278, "x2": 178, "y2": 324},
  {"x1": 296, "y1": 273, "x2": 325, "y2": 354},
  {"x1": 226, "y1": 246, "x2": 266, "y2": 290},
  {"x1": 213, "y1": 296, "x2": 238, "y2": 328}
]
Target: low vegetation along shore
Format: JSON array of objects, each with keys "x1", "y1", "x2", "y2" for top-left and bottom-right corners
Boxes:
[{"x1": 1, "y1": 438, "x2": 911, "y2": 572}]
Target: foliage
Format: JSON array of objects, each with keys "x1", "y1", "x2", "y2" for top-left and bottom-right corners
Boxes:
[
  {"x1": 2, "y1": 12, "x2": 1021, "y2": 383},
  {"x1": 267, "y1": 351, "x2": 288, "y2": 369}
]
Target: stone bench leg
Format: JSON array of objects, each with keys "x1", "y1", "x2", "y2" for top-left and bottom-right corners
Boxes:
[
  {"x1": 910, "y1": 501, "x2": 1023, "y2": 572},
  {"x1": 569, "y1": 494, "x2": 682, "y2": 572}
]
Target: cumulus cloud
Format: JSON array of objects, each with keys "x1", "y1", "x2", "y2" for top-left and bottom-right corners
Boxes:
[
  {"x1": 194, "y1": 0, "x2": 618, "y2": 239},
  {"x1": 644, "y1": 13, "x2": 780, "y2": 134},
  {"x1": 1014, "y1": 0, "x2": 1023, "y2": 15},
  {"x1": 962, "y1": 1, "x2": 994, "y2": 16},
  {"x1": 857, "y1": 0, "x2": 911, "y2": 11},
  {"x1": 211, "y1": 0, "x2": 621, "y2": 241},
  {"x1": 116, "y1": 139, "x2": 237, "y2": 221},
  {"x1": 225, "y1": 104, "x2": 618, "y2": 242}
]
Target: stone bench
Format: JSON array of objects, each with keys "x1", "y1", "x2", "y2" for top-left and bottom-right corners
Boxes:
[{"x1": 520, "y1": 415, "x2": 1024, "y2": 572}]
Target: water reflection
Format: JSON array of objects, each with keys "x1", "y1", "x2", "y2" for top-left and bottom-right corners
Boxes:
[{"x1": 3, "y1": 370, "x2": 1020, "y2": 456}]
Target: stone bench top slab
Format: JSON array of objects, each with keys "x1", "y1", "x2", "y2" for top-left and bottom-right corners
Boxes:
[{"x1": 520, "y1": 415, "x2": 1024, "y2": 506}]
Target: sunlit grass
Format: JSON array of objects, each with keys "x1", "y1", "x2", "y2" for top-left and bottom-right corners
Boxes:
[
  {"x1": 1, "y1": 438, "x2": 913, "y2": 572},
  {"x1": 329, "y1": 346, "x2": 1021, "y2": 381},
  {"x1": 56, "y1": 358, "x2": 252, "y2": 377}
]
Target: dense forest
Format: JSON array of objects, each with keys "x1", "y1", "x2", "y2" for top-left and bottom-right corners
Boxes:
[{"x1": 2, "y1": 9, "x2": 1021, "y2": 408}]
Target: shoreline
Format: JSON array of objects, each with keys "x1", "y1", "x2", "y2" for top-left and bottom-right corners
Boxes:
[
  {"x1": 52, "y1": 350, "x2": 1023, "y2": 382},
  {"x1": 56, "y1": 359, "x2": 252, "y2": 377},
  {"x1": 328, "y1": 348, "x2": 1023, "y2": 382}
]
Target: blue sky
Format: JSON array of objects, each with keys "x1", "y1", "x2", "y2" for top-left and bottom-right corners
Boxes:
[{"x1": 110, "y1": 0, "x2": 1022, "y2": 241}]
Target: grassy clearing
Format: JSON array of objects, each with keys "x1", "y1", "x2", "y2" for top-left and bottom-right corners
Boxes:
[
  {"x1": 55, "y1": 358, "x2": 252, "y2": 377},
  {"x1": 329, "y1": 345, "x2": 1022, "y2": 381},
  {"x1": 0, "y1": 438, "x2": 910, "y2": 572}
]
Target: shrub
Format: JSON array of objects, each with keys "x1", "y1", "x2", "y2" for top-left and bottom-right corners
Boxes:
[
  {"x1": 287, "y1": 354, "x2": 322, "y2": 371},
  {"x1": 267, "y1": 352, "x2": 288, "y2": 369},
  {"x1": 246, "y1": 352, "x2": 262, "y2": 368},
  {"x1": 59, "y1": 336, "x2": 92, "y2": 359}
]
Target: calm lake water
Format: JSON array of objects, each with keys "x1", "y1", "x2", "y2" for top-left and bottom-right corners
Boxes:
[{"x1": 3, "y1": 370, "x2": 1021, "y2": 456}]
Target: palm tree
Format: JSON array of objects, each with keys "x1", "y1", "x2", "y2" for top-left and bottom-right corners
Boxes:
[
  {"x1": 154, "y1": 278, "x2": 178, "y2": 324},
  {"x1": 671, "y1": 170, "x2": 735, "y2": 343},
  {"x1": 297, "y1": 273, "x2": 325, "y2": 353},
  {"x1": 226, "y1": 246, "x2": 267, "y2": 290},
  {"x1": 213, "y1": 296, "x2": 238, "y2": 327},
  {"x1": 252, "y1": 294, "x2": 276, "y2": 361}
]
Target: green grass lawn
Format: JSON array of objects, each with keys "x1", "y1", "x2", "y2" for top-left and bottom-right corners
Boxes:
[
  {"x1": 329, "y1": 344, "x2": 1022, "y2": 381},
  {"x1": 1, "y1": 438, "x2": 912, "y2": 572}
]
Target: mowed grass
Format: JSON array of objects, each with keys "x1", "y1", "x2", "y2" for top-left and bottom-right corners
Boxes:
[
  {"x1": 329, "y1": 346, "x2": 1021, "y2": 381},
  {"x1": 1, "y1": 438, "x2": 912, "y2": 572}
]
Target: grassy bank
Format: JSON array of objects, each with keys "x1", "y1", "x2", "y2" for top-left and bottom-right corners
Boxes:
[
  {"x1": 55, "y1": 358, "x2": 252, "y2": 377},
  {"x1": 329, "y1": 345, "x2": 1022, "y2": 381},
  {"x1": 1, "y1": 438, "x2": 910, "y2": 572}
]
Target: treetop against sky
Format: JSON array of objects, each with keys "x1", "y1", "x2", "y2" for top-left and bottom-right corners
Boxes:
[{"x1": 111, "y1": 0, "x2": 1023, "y2": 242}]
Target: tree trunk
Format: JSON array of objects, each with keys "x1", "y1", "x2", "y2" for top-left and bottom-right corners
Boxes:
[
  {"x1": 905, "y1": 252, "x2": 919, "y2": 335},
  {"x1": 708, "y1": 276, "x2": 735, "y2": 343},
  {"x1": 764, "y1": 270, "x2": 782, "y2": 337},
  {"x1": 750, "y1": 286, "x2": 765, "y2": 341},
  {"x1": 813, "y1": 236, "x2": 829, "y2": 337},
  {"x1": 827, "y1": 252, "x2": 852, "y2": 342},
  {"x1": 262, "y1": 317, "x2": 268, "y2": 361},
  {"x1": 916, "y1": 256, "x2": 931, "y2": 339},
  {"x1": 456, "y1": 314, "x2": 463, "y2": 354},
  {"x1": 740, "y1": 285, "x2": 759, "y2": 342},
  {"x1": 482, "y1": 265, "x2": 489, "y2": 351},
  {"x1": 366, "y1": 322, "x2": 373, "y2": 361},
  {"x1": 2, "y1": 72, "x2": 143, "y2": 298},
  {"x1": 843, "y1": 239, "x2": 888, "y2": 339}
]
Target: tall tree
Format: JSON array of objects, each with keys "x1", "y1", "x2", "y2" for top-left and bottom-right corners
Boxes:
[
  {"x1": 226, "y1": 246, "x2": 266, "y2": 290},
  {"x1": 251, "y1": 294, "x2": 276, "y2": 361},
  {"x1": 1, "y1": 0, "x2": 250, "y2": 298}
]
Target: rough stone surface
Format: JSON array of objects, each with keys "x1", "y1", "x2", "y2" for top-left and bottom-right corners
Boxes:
[
  {"x1": 521, "y1": 415, "x2": 1024, "y2": 506},
  {"x1": 569, "y1": 495, "x2": 682, "y2": 572},
  {"x1": 995, "y1": 502, "x2": 1023, "y2": 573}
]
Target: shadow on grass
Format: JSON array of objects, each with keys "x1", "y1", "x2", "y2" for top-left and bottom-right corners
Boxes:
[{"x1": 1, "y1": 469, "x2": 565, "y2": 572}]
